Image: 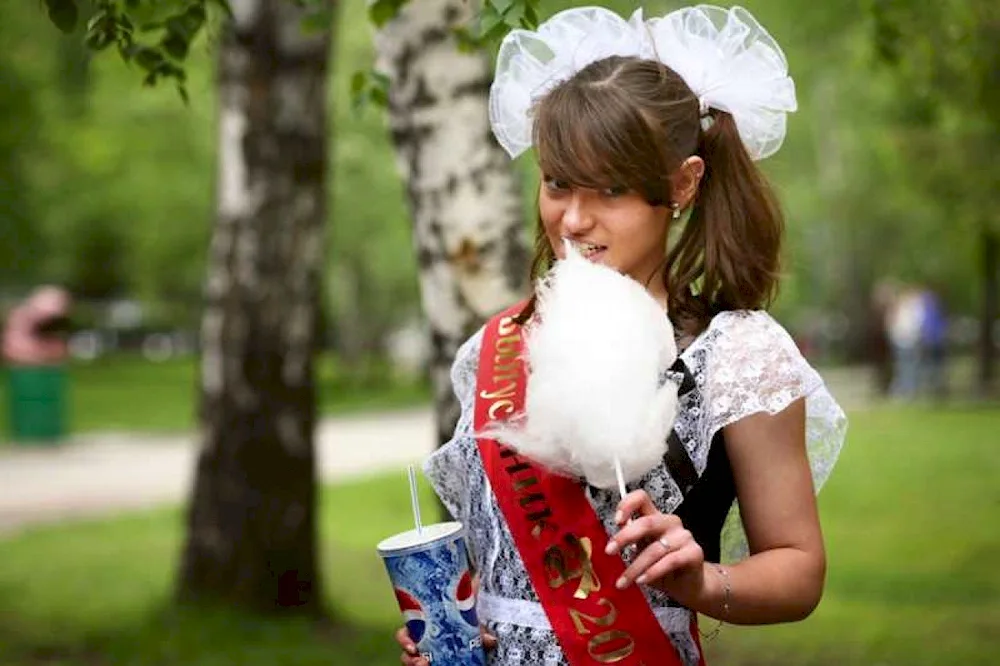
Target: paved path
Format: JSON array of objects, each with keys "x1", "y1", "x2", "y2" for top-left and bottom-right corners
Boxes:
[
  {"x1": 0, "y1": 366, "x2": 877, "y2": 538},
  {"x1": 0, "y1": 408, "x2": 436, "y2": 537}
]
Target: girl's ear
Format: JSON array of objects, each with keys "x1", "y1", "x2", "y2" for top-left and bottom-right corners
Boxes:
[{"x1": 669, "y1": 156, "x2": 705, "y2": 209}]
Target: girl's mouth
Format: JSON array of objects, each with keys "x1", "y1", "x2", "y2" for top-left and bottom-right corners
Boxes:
[{"x1": 567, "y1": 239, "x2": 607, "y2": 261}]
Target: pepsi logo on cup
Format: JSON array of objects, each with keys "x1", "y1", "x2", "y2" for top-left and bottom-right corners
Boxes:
[
  {"x1": 454, "y1": 570, "x2": 479, "y2": 627},
  {"x1": 395, "y1": 587, "x2": 427, "y2": 643}
]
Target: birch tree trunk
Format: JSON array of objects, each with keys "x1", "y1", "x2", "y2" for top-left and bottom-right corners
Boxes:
[
  {"x1": 177, "y1": 0, "x2": 335, "y2": 612},
  {"x1": 374, "y1": 0, "x2": 530, "y2": 476}
]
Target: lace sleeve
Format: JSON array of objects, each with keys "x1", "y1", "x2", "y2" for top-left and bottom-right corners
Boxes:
[
  {"x1": 702, "y1": 311, "x2": 848, "y2": 563},
  {"x1": 421, "y1": 327, "x2": 485, "y2": 525}
]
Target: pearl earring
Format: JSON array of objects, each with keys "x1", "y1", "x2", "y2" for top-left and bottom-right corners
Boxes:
[{"x1": 670, "y1": 203, "x2": 682, "y2": 220}]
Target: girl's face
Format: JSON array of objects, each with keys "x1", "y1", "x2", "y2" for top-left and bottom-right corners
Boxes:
[{"x1": 539, "y1": 176, "x2": 670, "y2": 288}]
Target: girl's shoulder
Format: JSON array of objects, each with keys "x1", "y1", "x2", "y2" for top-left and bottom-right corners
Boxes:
[
  {"x1": 684, "y1": 309, "x2": 800, "y2": 360},
  {"x1": 708, "y1": 308, "x2": 789, "y2": 335},
  {"x1": 682, "y1": 309, "x2": 825, "y2": 408}
]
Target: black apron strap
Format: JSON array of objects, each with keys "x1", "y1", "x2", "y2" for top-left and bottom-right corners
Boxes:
[{"x1": 663, "y1": 358, "x2": 700, "y2": 496}]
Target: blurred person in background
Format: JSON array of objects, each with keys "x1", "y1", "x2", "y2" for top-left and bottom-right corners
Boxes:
[
  {"x1": 887, "y1": 285, "x2": 923, "y2": 400},
  {"x1": 867, "y1": 279, "x2": 898, "y2": 398},
  {"x1": 918, "y1": 284, "x2": 948, "y2": 400},
  {"x1": 2, "y1": 286, "x2": 72, "y2": 366}
]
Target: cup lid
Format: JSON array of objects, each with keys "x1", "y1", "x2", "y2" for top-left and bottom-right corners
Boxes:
[{"x1": 377, "y1": 521, "x2": 464, "y2": 554}]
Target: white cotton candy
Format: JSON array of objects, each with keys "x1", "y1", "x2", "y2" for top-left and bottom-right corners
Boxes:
[{"x1": 482, "y1": 242, "x2": 679, "y2": 489}]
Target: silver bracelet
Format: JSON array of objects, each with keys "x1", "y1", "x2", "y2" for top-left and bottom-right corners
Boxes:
[
  {"x1": 713, "y1": 563, "x2": 732, "y2": 617},
  {"x1": 701, "y1": 563, "x2": 731, "y2": 642}
]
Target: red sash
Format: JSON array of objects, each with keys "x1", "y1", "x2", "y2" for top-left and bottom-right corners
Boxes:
[{"x1": 474, "y1": 304, "x2": 695, "y2": 666}]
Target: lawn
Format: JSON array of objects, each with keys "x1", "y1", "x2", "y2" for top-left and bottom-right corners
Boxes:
[
  {"x1": 0, "y1": 406, "x2": 997, "y2": 665},
  {"x1": 0, "y1": 354, "x2": 431, "y2": 438},
  {"x1": 703, "y1": 405, "x2": 1000, "y2": 665}
]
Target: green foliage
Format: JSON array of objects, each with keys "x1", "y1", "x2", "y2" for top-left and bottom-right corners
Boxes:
[
  {"x1": 458, "y1": 0, "x2": 541, "y2": 53},
  {"x1": 42, "y1": 1, "x2": 546, "y2": 97},
  {"x1": 350, "y1": 69, "x2": 390, "y2": 113},
  {"x1": 468, "y1": 0, "x2": 543, "y2": 43},
  {"x1": 40, "y1": 0, "x2": 227, "y2": 102},
  {"x1": 869, "y1": 0, "x2": 999, "y2": 231},
  {"x1": 368, "y1": 0, "x2": 409, "y2": 28},
  {"x1": 3, "y1": 0, "x2": 419, "y2": 346},
  {"x1": 0, "y1": 58, "x2": 42, "y2": 288},
  {"x1": 0, "y1": 405, "x2": 997, "y2": 663},
  {"x1": 43, "y1": 0, "x2": 79, "y2": 33},
  {"x1": 9, "y1": 0, "x2": 997, "y2": 354}
]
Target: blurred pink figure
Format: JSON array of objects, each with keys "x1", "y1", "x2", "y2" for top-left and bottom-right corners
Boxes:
[{"x1": 2, "y1": 286, "x2": 72, "y2": 366}]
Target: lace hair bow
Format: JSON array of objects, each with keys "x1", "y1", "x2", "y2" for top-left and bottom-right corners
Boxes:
[{"x1": 488, "y1": 4, "x2": 798, "y2": 162}]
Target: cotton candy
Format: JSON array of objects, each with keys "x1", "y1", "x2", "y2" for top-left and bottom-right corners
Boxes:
[{"x1": 482, "y1": 242, "x2": 679, "y2": 488}]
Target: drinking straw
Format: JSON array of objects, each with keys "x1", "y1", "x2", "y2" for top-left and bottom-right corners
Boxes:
[
  {"x1": 614, "y1": 455, "x2": 627, "y2": 501},
  {"x1": 614, "y1": 455, "x2": 633, "y2": 527},
  {"x1": 408, "y1": 464, "x2": 423, "y2": 537}
]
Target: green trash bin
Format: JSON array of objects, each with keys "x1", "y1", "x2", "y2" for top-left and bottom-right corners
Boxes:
[{"x1": 5, "y1": 364, "x2": 67, "y2": 444}]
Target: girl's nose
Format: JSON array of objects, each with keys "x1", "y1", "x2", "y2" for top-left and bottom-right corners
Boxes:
[{"x1": 561, "y1": 193, "x2": 593, "y2": 234}]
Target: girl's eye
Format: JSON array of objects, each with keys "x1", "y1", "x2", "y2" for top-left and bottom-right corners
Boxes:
[
  {"x1": 602, "y1": 185, "x2": 628, "y2": 198},
  {"x1": 543, "y1": 176, "x2": 570, "y2": 192}
]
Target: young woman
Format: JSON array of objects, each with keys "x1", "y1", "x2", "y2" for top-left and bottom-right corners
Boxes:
[{"x1": 395, "y1": 6, "x2": 846, "y2": 665}]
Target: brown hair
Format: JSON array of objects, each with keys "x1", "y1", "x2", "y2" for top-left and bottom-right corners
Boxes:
[{"x1": 514, "y1": 56, "x2": 783, "y2": 334}]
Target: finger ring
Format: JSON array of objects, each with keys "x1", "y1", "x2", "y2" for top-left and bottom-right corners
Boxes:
[{"x1": 657, "y1": 536, "x2": 671, "y2": 551}]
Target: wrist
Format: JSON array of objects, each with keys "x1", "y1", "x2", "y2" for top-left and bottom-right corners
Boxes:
[
  {"x1": 651, "y1": 561, "x2": 724, "y2": 614},
  {"x1": 705, "y1": 563, "x2": 731, "y2": 619},
  {"x1": 685, "y1": 562, "x2": 730, "y2": 619}
]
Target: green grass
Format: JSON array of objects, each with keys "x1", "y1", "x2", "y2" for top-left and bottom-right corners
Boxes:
[
  {"x1": 0, "y1": 473, "x2": 439, "y2": 665},
  {"x1": 0, "y1": 406, "x2": 998, "y2": 665},
  {"x1": 704, "y1": 405, "x2": 1000, "y2": 665},
  {"x1": 0, "y1": 354, "x2": 431, "y2": 439}
]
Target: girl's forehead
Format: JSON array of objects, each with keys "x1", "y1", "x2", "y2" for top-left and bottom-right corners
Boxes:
[{"x1": 537, "y1": 140, "x2": 620, "y2": 186}]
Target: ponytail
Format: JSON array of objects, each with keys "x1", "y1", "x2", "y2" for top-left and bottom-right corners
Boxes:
[{"x1": 665, "y1": 111, "x2": 784, "y2": 332}]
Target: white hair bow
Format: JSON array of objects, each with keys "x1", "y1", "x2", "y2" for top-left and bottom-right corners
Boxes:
[{"x1": 488, "y1": 5, "x2": 798, "y2": 162}]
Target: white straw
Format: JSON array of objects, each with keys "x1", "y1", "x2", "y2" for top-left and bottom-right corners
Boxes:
[
  {"x1": 407, "y1": 464, "x2": 423, "y2": 536},
  {"x1": 614, "y1": 455, "x2": 627, "y2": 501},
  {"x1": 614, "y1": 455, "x2": 635, "y2": 529}
]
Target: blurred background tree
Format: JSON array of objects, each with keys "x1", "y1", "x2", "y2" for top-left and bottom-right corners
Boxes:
[
  {"x1": 32, "y1": 0, "x2": 339, "y2": 612},
  {"x1": 172, "y1": 0, "x2": 335, "y2": 615}
]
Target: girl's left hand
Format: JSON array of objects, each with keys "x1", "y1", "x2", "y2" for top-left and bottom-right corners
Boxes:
[{"x1": 605, "y1": 489, "x2": 706, "y2": 606}]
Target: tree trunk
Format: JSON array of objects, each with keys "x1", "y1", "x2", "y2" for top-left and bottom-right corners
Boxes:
[
  {"x1": 177, "y1": 0, "x2": 335, "y2": 613},
  {"x1": 374, "y1": 0, "x2": 530, "y2": 506},
  {"x1": 978, "y1": 227, "x2": 998, "y2": 396}
]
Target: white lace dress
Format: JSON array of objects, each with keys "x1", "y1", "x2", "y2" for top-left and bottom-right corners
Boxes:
[{"x1": 423, "y1": 310, "x2": 848, "y2": 666}]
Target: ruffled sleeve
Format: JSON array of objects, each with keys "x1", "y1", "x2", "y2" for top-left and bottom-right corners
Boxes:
[
  {"x1": 698, "y1": 311, "x2": 848, "y2": 562},
  {"x1": 421, "y1": 327, "x2": 485, "y2": 525}
]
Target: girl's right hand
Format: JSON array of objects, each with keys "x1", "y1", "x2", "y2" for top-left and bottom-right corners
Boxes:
[
  {"x1": 395, "y1": 625, "x2": 498, "y2": 665},
  {"x1": 394, "y1": 625, "x2": 427, "y2": 666}
]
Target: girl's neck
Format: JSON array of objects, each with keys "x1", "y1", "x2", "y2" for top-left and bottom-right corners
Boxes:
[
  {"x1": 648, "y1": 286, "x2": 668, "y2": 313},
  {"x1": 642, "y1": 263, "x2": 670, "y2": 313}
]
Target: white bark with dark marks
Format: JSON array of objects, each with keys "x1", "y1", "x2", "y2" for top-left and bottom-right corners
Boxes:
[
  {"x1": 178, "y1": 0, "x2": 335, "y2": 613},
  {"x1": 374, "y1": 0, "x2": 530, "y2": 463}
]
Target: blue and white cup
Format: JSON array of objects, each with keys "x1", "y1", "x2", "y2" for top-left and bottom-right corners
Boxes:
[{"x1": 377, "y1": 521, "x2": 486, "y2": 665}]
